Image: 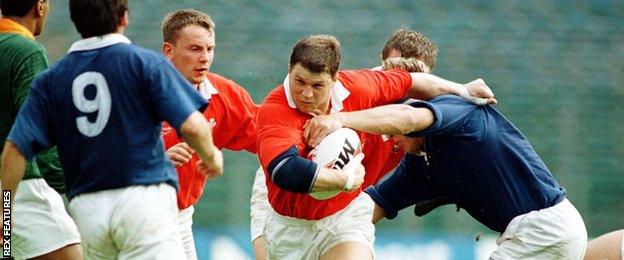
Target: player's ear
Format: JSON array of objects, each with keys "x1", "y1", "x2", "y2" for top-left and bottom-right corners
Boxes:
[
  {"x1": 162, "y1": 42, "x2": 174, "y2": 59},
  {"x1": 119, "y1": 10, "x2": 129, "y2": 27},
  {"x1": 34, "y1": 0, "x2": 45, "y2": 17}
]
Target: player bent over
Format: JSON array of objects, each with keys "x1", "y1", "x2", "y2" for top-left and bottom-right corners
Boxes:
[{"x1": 304, "y1": 85, "x2": 588, "y2": 259}]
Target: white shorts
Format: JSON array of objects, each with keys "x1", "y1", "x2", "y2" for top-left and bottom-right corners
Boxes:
[
  {"x1": 263, "y1": 192, "x2": 375, "y2": 260},
  {"x1": 491, "y1": 198, "x2": 587, "y2": 259},
  {"x1": 68, "y1": 183, "x2": 185, "y2": 260},
  {"x1": 249, "y1": 166, "x2": 269, "y2": 242},
  {"x1": 178, "y1": 206, "x2": 197, "y2": 260},
  {"x1": 12, "y1": 178, "x2": 81, "y2": 259}
]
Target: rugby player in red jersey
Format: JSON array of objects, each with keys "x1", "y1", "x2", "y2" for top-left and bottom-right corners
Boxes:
[{"x1": 159, "y1": 9, "x2": 259, "y2": 259}]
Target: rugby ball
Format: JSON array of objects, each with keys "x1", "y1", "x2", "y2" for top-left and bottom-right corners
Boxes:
[{"x1": 308, "y1": 128, "x2": 362, "y2": 200}]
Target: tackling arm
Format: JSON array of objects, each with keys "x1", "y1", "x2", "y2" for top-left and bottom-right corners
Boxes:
[
  {"x1": 408, "y1": 74, "x2": 496, "y2": 105},
  {"x1": 304, "y1": 104, "x2": 434, "y2": 146}
]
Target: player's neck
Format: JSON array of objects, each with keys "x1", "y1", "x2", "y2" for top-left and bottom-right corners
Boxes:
[{"x1": 3, "y1": 16, "x2": 37, "y2": 35}]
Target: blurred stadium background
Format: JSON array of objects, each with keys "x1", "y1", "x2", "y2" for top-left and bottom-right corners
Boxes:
[{"x1": 34, "y1": 0, "x2": 624, "y2": 259}]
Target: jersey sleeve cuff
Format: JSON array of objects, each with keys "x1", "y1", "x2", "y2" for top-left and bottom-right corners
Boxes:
[
  {"x1": 6, "y1": 137, "x2": 36, "y2": 161},
  {"x1": 402, "y1": 99, "x2": 442, "y2": 137},
  {"x1": 365, "y1": 186, "x2": 399, "y2": 219}
]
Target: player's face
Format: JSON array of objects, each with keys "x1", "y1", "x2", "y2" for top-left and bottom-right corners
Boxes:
[
  {"x1": 391, "y1": 135, "x2": 424, "y2": 154},
  {"x1": 288, "y1": 63, "x2": 335, "y2": 115},
  {"x1": 165, "y1": 24, "x2": 215, "y2": 86}
]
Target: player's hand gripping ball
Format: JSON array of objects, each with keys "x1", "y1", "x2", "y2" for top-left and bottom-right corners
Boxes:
[{"x1": 308, "y1": 128, "x2": 362, "y2": 200}]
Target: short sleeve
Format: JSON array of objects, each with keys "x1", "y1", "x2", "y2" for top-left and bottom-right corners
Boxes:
[
  {"x1": 256, "y1": 101, "x2": 307, "y2": 171},
  {"x1": 7, "y1": 76, "x2": 53, "y2": 160},
  {"x1": 340, "y1": 69, "x2": 412, "y2": 108},
  {"x1": 145, "y1": 60, "x2": 208, "y2": 131},
  {"x1": 221, "y1": 80, "x2": 259, "y2": 153},
  {"x1": 405, "y1": 95, "x2": 478, "y2": 137}
]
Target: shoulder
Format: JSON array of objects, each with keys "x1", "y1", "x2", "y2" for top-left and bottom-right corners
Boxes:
[
  {"x1": 107, "y1": 44, "x2": 168, "y2": 66},
  {"x1": 0, "y1": 34, "x2": 46, "y2": 62},
  {"x1": 261, "y1": 85, "x2": 287, "y2": 105},
  {"x1": 258, "y1": 86, "x2": 300, "y2": 120},
  {"x1": 207, "y1": 73, "x2": 246, "y2": 93}
]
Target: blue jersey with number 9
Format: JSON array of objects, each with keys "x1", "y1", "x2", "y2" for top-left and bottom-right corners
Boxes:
[{"x1": 8, "y1": 35, "x2": 207, "y2": 199}]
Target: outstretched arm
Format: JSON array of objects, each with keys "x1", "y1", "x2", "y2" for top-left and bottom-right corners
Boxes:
[
  {"x1": 383, "y1": 57, "x2": 497, "y2": 105},
  {"x1": 408, "y1": 74, "x2": 496, "y2": 105},
  {"x1": 304, "y1": 104, "x2": 433, "y2": 146}
]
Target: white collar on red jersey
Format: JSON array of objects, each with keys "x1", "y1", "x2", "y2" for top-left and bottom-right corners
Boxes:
[
  {"x1": 198, "y1": 78, "x2": 219, "y2": 100},
  {"x1": 67, "y1": 33, "x2": 131, "y2": 53},
  {"x1": 283, "y1": 74, "x2": 350, "y2": 114}
]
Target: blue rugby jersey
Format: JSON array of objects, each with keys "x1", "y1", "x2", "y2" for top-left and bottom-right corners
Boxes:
[
  {"x1": 367, "y1": 95, "x2": 565, "y2": 232},
  {"x1": 8, "y1": 34, "x2": 207, "y2": 199}
]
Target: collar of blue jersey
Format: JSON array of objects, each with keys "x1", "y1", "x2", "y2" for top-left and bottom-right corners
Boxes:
[
  {"x1": 67, "y1": 33, "x2": 131, "y2": 53},
  {"x1": 198, "y1": 78, "x2": 219, "y2": 100},
  {"x1": 282, "y1": 74, "x2": 350, "y2": 114}
]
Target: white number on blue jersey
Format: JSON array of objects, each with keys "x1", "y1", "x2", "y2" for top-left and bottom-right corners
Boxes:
[{"x1": 72, "y1": 72, "x2": 111, "y2": 137}]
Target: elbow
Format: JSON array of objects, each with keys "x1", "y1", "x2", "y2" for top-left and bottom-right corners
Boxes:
[
  {"x1": 400, "y1": 106, "x2": 433, "y2": 134},
  {"x1": 180, "y1": 113, "x2": 210, "y2": 140}
]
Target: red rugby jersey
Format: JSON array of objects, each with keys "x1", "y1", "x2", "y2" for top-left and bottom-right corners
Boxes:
[
  {"x1": 360, "y1": 133, "x2": 405, "y2": 188},
  {"x1": 162, "y1": 73, "x2": 258, "y2": 210},
  {"x1": 256, "y1": 69, "x2": 412, "y2": 220}
]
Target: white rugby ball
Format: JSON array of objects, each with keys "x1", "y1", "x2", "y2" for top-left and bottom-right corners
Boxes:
[{"x1": 308, "y1": 128, "x2": 362, "y2": 200}]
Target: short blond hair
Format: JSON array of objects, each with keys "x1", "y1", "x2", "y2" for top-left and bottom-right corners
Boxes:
[{"x1": 162, "y1": 9, "x2": 215, "y2": 44}]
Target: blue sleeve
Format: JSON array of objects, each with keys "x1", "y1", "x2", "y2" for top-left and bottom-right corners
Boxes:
[
  {"x1": 405, "y1": 95, "x2": 478, "y2": 137},
  {"x1": 365, "y1": 153, "x2": 444, "y2": 219},
  {"x1": 268, "y1": 146, "x2": 319, "y2": 193},
  {"x1": 7, "y1": 76, "x2": 52, "y2": 160},
  {"x1": 145, "y1": 59, "x2": 208, "y2": 132}
]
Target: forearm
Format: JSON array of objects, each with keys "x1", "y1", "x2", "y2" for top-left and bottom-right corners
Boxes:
[
  {"x1": 180, "y1": 112, "x2": 217, "y2": 163},
  {"x1": 0, "y1": 142, "x2": 27, "y2": 203},
  {"x1": 336, "y1": 105, "x2": 433, "y2": 135},
  {"x1": 310, "y1": 167, "x2": 347, "y2": 192},
  {"x1": 372, "y1": 203, "x2": 386, "y2": 224},
  {"x1": 408, "y1": 73, "x2": 465, "y2": 100}
]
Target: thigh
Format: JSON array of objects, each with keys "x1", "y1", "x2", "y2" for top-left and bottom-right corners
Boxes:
[
  {"x1": 320, "y1": 241, "x2": 373, "y2": 260},
  {"x1": 319, "y1": 193, "x2": 375, "y2": 258},
  {"x1": 178, "y1": 206, "x2": 198, "y2": 260},
  {"x1": 112, "y1": 184, "x2": 185, "y2": 260},
  {"x1": 250, "y1": 166, "x2": 269, "y2": 243},
  {"x1": 492, "y1": 199, "x2": 587, "y2": 260},
  {"x1": 13, "y1": 179, "x2": 81, "y2": 259},
  {"x1": 263, "y1": 212, "x2": 318, "y2": 260},
  {"x1": 69, "y1": 189, "x2": 118, "y2": 259},
  {"x1": 584, "y1": 229, "x2": 624, "y2": 260}
]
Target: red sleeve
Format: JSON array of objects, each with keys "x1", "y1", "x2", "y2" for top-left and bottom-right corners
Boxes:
[
  {"x1": 339, "y1": 69, "x2": 413, "y2": 107},
  {"x1": 256, "y1": 88, "x2": 309, "y2": 171},
  {"x1": 215, "y1": 77, "x2": 259, "y2": 153},
  {"x1": 161, "y1": 121, "x2": 181, "y2": 150}
]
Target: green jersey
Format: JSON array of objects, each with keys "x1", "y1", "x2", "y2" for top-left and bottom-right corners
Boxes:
[{"x1": 0, "y1": 32, "x2": 65, "y2": 193}]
